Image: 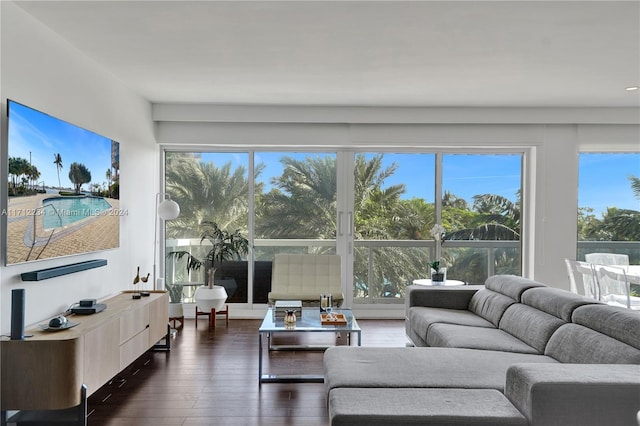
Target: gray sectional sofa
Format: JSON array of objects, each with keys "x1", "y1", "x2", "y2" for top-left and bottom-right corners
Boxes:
[{"x1": 324, "y1": 275, "x2": 640, "y2": 426}]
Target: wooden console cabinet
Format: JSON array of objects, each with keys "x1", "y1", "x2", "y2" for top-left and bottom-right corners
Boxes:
[{"x1": 1, "y1": 291, "x2": 169, "y2": 411}]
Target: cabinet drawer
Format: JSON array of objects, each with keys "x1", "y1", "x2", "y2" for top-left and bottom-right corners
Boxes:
[
  {"x1": 120, "y1": 327, "x2": 150, "y2": 370},
  {"x1": 120, "y1": 304, "x2": 149, "y2": 344},
  {"x1": 149, "y1": 293, "x2": 169, "y2": 344},
  {"x1": 84, "y1": 319, "x2": 119, "y2": 395}
]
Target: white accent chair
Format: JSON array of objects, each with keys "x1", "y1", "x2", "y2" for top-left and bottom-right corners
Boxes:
[
  {"x1": 268, "y1": 253, "x2": 344, "y2": 307},
  {"x1": 593, "y1": 263, "x2": 640, "y2": 310},
  {"x1": 565, "y1": 259, "x2": 599, "y2": 300},
  {"x1": 585, "y1": 252, "x2": 629, "y2": 266}
]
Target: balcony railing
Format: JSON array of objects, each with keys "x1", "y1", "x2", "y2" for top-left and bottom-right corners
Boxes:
[{"x1": 165, "y1": 238, "x2": 639, "y2": 304}]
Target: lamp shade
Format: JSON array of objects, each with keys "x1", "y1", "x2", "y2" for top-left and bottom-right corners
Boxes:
[{"x1": 157, "y1": 198, "x2": 180, "y2": 220}]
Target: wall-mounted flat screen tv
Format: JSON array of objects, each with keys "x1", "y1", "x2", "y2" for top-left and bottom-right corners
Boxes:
[{"x1": 6, "y1": 99, "x2": 121, "y2": 264}]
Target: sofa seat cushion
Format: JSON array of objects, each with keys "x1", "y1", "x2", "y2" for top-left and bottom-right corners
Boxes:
[
  {"x1": 427, "y1": 323, "x2": 540, "y2": 354},
  {"x1": 505, "y1": 363, "x2": 640, "y2": 426},
  {"x1": 324, "y1": 347, "x2": 557, "y2": 392},
  {"x1": 407, "y1": 307, "x2": 495, "y2": 343},
  {"x1": 329, "y1": 388, "x2": 528, "y2": 426}
]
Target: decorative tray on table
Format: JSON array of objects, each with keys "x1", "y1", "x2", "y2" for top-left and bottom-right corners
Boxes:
[{"x1": 321, "y1": 313, "x2": 347, "y2": 325}]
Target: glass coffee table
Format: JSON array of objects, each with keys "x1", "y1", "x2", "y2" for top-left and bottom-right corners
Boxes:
[{"x1": 258, "y1": 308, "x2": 361, "y2": 384}]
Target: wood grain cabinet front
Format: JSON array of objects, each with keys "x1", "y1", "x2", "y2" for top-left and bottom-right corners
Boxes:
[
  {"x1": 1, "y1": 291, "x2": 169, "y2": 411},
  {"x1": 84, "y1": 318, "x2": 120, "y2": 395}
]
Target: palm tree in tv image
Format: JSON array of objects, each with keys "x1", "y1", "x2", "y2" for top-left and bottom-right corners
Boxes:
[
  {"x1": 53, "y1": 153, "x2": 63, "y2": 189},
  {"x1": 68, "y1": 162, "x2": 92, "y2": 194},
  {"x1": 8, "y1": 156, "x2": 32, "y2": 195},
  {"x1": 106, "y1": 168, "x2": 112, "y2": 197}
]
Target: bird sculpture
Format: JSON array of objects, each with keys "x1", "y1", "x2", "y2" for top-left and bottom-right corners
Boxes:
[
  {"x1": 133, "y1": 266, "x2": 140, "y2": 285},
  {"x1": 140, "y1": 273, "x2": 150, "y2": 283}
]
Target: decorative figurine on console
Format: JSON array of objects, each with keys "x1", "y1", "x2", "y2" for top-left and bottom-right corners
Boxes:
[{"x1": 132, "y1": 266, "x2": 151, "y2": 299}]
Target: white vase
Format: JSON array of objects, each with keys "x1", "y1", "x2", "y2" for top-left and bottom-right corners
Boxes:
[
  {"x1": 194, "y1": 285, "x2": 228, "y2": 313},
  {"x1": 168, "y1": 302, "x2": 183, "y2": 318}
]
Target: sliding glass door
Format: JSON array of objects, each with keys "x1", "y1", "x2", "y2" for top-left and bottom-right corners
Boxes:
[
  {"x1": 163, "y1": 149, "x2": 523, "y2": 308},
  {"x1": 253, "y1": 151, "x2": 338, "y2": 303},
  {"x1": 351, "y1": 153, "x2": 436, "y2": 304},
  {"x1": 441, "y1": 154, "x2": 522, "y2": 284},
  {"x1": 164, "y1": 152, "x2": 250, "y2": 303}
]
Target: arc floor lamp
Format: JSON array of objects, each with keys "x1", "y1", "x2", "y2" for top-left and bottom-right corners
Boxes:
[{"x1": 154, "y1": 193, "x2": 180, "y2": 291}]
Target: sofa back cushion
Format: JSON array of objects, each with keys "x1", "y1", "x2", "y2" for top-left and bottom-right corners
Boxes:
[
  {"x1": 468, "y1": 275, "x2": 547, "y2": 327},
  {"x1": 545, "y1": 324, "x2": 640, "y2": 364},
  {"x1": 499, "y1": 304, "x2": 565, "y2": 353},
  {"x1": 484, "y1": 275, "x2": 547, "y2": 302},
  {"x1": 572, "y1": 304, "x2": 640, "y2": 350},
  {"x1": 545, "y1": 305, "x2": 640, "y2": 364},
  {"x1": 521, "y1": 287, "x2": 600, "y2": 322},
  {"x1": 468, "y1": 290, "x2": 516, "y2": 327}
]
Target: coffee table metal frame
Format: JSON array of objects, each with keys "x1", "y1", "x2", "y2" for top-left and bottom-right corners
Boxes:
[{"x1": 258, "y1": 307, "x2": 361, "y2": 384}]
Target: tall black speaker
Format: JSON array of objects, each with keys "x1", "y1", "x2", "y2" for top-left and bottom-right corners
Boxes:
[{"x1": 10, "y1": 288, "x2": 25, "y2": 340}]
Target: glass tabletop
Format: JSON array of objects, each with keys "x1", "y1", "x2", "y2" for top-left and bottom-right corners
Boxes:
[{"x1": 259, "y1": 308, "x2": 360, "y2": 333}]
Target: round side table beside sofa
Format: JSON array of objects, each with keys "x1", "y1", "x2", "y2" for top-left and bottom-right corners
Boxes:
[{"x1": 412, "y1": 278, "x2": 466, "y2": 286}]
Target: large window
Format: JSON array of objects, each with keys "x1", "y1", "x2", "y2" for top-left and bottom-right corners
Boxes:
[
  {"x1": 351, "y1": 152, "x2": 523, "y2": 304},
  {"x1": 163, "y1": 149, "x2": 524, "y2": 306},
  {"x1": 353, "y1": 153, "x2": 436, "y2": 302},
  {"x1": 253, "y1": 151, "x2": 338, "y2": 303},
  {"x1": 442, "y1": 154, "x2": 522, "y2": 284},
  {"x1": 164, "y1": 152, "x2": 250, "y2": 303},
  {"x1": 577, "y1": 153, "x2": 640, "y2": 263}
]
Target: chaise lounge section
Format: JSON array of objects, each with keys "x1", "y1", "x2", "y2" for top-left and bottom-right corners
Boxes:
[{"x1": 324, "y1": 275, "x2": 640, "y2": 426}]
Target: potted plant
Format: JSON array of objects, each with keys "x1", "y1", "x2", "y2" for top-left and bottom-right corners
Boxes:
[
  {"x1": 429, "y1": 224, "x2": 447, "y2": 283},
  {"x1": 168, "y1": 221, "x2": 249, "y2": 313},
  {"x1": 166, "y1": 282, "x2": 184, "y2": 318},
  {"x1": 429, "y1": 260, "x2": 447, "y2": 283}
]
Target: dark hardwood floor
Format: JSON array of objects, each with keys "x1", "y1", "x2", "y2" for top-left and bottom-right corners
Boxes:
[{"x1": 87, "y1": 317, "x2": 408, "y2": 425}]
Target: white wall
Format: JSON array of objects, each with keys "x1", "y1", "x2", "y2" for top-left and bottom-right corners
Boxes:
[
  {"x1": 155, "y1": 105, "x2": 640, "y2": 292},
  {"x1": 0, "y1": 2, "x2": 156, "y2": 332}
]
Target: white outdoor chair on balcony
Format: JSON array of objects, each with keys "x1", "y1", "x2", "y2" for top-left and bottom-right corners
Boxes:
[
  {"x1": 565, "y1": 259, "x2": 599, "y2": 300},
  {"x1": 593, "y1": 263, "x2": 640, "y2": 310},
  {"x1": 268, "y1": 253, "x2": 344, "y2": 307},
  {"x1": 585, "y1": 253, "x2": 629, "y2": 267}
]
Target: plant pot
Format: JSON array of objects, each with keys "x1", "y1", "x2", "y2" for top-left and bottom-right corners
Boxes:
[
  {"x1": 215, "y1": 278, "x2": 237, "y2": 299},
  {"x1": 431, "y1": 267, "x2": 447, "y2": 284},
  {"x1": 168, "y1": 302, "x2": 183, "y2": 318},
  {"x1": 194, "y1": 285, "x2": 228, "y2": 313}
]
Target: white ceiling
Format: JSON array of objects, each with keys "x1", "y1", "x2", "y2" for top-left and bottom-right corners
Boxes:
[{"x1": 14, "y1": 0, "x2": 640, "y2": 107}]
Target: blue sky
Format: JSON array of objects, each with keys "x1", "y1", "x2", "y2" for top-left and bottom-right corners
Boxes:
[
  {"x1": 203, "y1": 151, "x2": 521, "y2": 205},
  {"x1": 199, "y1": 151, "x2": 638, "y2": 218},
  {"x1": 8, "y1": 101, "x2": 115, "y2": 190},
  {"x1": 579, "y1": 153, "x2": 640, "y2": 215}
]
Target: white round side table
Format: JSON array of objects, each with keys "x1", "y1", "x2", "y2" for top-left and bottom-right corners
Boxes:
[{"x1": 412, "y1": 279, "x2": 466, "y2": 286}]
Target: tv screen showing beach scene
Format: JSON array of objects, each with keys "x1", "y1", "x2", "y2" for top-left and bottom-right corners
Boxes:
[{"x1": 6, "y1": 99, "x2": 121, "y2": 265}]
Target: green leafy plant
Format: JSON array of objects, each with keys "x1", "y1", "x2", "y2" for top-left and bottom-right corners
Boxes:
[
  {"x1": 167, "y1": 221, "x2": 249, "y2": 289},
  {"x1": 166, "y1": 283, "x2": 183, "y2": 303}
]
